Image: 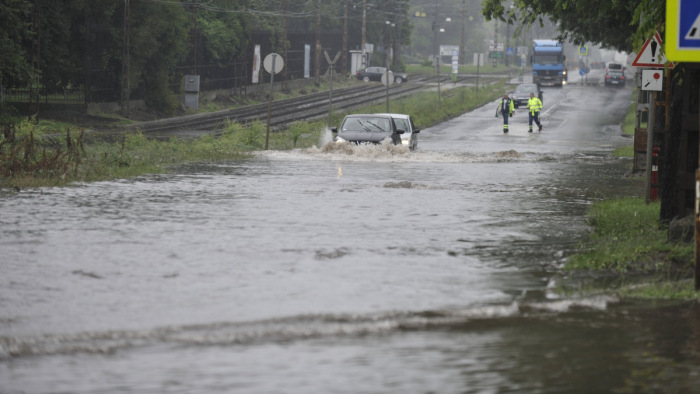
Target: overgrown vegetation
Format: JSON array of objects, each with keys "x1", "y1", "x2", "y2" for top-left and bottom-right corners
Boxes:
[
  {"x1": 0, "y1": 120, "x2": 250, "y2": 188},
  {"x1": 0, "y1": 123, "x2": 86, "y2": 185}
]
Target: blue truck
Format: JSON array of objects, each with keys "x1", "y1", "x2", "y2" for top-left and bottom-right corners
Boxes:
[{"x1": 531, "y1": 40, "x2": 567, "y2": 87}]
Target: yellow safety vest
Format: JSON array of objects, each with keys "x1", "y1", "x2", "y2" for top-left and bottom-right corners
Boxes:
[{"x1": 527, "y1": 97, "x2": 542, "y2": 113}]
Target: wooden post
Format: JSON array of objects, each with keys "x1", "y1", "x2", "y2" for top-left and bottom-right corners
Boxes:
[
  {"x1": 696, "y1": 168, "x2": 700, "y2": 290},
  {"x1": 696, "y1": 79, "x2": 700, "y2": 291}
]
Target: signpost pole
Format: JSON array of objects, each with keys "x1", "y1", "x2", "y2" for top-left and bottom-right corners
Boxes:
[
  {"x1": 265, "y1": 54, "x2": 276, "y2": 150},
  {"x1": 476, "y1": 53, "x2": 480, "y2": 94},
  {"x1": 263, "y1": 53, "x2": 284, "y2": 150},
  {"x1": 645, "y1": 90, "x2": 656, "y2": 204}
]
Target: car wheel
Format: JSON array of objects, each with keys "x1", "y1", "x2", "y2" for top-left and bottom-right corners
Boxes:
[
  {"x1": 362, "y1": 76, "x2": 370, "y2": 83},
  {"x1": 394, "y1": 77, "x2": 402, "y2": 84}
]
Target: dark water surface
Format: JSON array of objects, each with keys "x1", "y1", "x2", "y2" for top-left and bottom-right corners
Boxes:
[{"x1": 2, "y1": 84, "x2": 699, "y2": 393}]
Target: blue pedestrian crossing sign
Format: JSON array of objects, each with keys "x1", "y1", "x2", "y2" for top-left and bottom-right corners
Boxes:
[
  {"x1": 579, "y1": 46, "x2": 588, "y2": 56},
  {"x1": 666, "y1": 0, "x2": 700, "y2": 62},
  {"x1": 506, "y1": 47, "x2": 514, "y2": 56}
]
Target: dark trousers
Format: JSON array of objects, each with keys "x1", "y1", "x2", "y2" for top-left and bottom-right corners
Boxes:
[
  {"x1": 501, "y1": 111, "x2": 510, "y2": 132},
  {"x1": 528, "y1": 111, "x2": 541, "y2": 131}
]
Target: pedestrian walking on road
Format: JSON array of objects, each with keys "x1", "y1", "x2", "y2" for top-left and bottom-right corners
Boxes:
[
  {"x1": 495, "y1": 93, "x2": 515, "y2": 134},
  {"x1": 526, "y1": 92, "x2": 543, "y2": 132}
]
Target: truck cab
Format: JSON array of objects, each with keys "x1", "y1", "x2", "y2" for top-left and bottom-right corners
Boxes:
[{"x1": 531, "y1": 40, "x2": 566, "y2": 87}]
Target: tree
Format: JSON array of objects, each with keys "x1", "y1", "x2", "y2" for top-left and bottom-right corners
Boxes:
[
  {"x1": 0, "y1": 0, "x2": 34, "y2": 90},
  {"x1": 194, "y1": 1, "x2": 248, "y2": 67},
  {"x1": 481, "y1": 0, "x2": 665, "y2": 52},
  {"x1": 129, "y1": 1, "x2": 189, "y2": 113}
]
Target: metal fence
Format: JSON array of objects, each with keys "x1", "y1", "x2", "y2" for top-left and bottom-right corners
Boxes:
[{"x1": 3, "y1": 88, "x2": 84, "y2": 104}]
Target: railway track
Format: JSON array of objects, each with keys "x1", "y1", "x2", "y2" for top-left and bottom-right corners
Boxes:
[{"x1": 105, "y1": 73, "x2": 499, "y2": 139}]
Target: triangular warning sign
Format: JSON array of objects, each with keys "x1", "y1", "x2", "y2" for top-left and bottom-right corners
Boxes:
[{"x1": 633, "y1": 32, "x2": 674, "y2": 68}]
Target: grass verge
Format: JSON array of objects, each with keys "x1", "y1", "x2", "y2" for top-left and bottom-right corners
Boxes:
[{"x1": 564, "y1": 196, "x2": 696, "y2": 299}]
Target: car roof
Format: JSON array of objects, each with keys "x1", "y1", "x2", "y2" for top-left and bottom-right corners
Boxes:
[
  {"x1": 344, "y1": 114, "x2": 393, "y2": 119},
  {"x1": 374, "y1": 113, "x2": 410, "y2": 119}
]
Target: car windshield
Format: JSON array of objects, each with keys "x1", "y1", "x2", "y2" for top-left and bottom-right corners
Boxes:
[
  {"x1": 515, "y1": 85, "x2": 538, "y2": 94},
  {"x1": 342, "y1": 117, "x2": 390, "y2": 132}
]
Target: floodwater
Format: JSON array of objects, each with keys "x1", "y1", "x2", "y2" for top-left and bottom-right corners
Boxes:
[{"x1": 2, "y1": 82, "x2": 700, "y2": 393}]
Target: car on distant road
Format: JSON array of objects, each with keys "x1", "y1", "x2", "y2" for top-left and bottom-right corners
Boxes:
[
  {"x1": 375, "y1": 113, "x2": 420, "y2": 151},
  {"x1": 606, "y1": 62, "x2": 625, "y2": 73},
  {"x1": 604, "y1": 70, "x2": 626, "y2": 87},
  {"x1": 356, "y1": 67, "x2": 408, "y2": 84},
  {"x1": 331, "y1": 114, "x2": 405, "y2": 146},
  {"x1": 511, "y1": 83, "x2": 543, "y2": 108}
]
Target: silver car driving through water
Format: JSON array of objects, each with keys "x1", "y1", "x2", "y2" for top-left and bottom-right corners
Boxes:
[{"x1": 331, "y1": 114, "x2": 405, "y2": 146}]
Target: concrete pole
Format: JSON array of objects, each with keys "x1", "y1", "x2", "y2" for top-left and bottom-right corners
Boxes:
[
  {"x1": 362, "y1": 0, "x2": 366, "y2": 68},
  {"x1": 645, "y1": 90, "x2": 655, "y2": 204}
]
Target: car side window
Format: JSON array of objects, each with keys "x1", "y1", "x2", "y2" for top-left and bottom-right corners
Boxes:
[{"x1": 394, "y1": 119, "x2": 408, "y2": 131}]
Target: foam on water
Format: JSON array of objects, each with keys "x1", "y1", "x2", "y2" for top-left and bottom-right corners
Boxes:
[{"x1": 255, "y1": 142, "x2": 558, "y2": 164}]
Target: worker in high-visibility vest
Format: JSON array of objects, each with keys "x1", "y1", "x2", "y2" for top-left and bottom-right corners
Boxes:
[
  {"x1": 495, "y1": 93, "x2": 515, "y2": 133},
  {"x1": 526, "y1": 92, "x2": 543, "y2": 132}
]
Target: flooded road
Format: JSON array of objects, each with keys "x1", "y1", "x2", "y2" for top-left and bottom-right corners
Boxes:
[{"x1": 2, "y1": 84, "x2": 700, "y2": 393}]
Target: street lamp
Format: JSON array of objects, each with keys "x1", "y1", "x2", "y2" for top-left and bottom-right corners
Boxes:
[
  {"x1": 385, "y1": 20, "x2": 396, "y2": 112},
  {"x1": 433, "y1": 15, "x2": 450, "y2": 108}
]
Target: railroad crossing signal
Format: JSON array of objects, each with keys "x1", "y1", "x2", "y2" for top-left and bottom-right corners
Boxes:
[
  {"x1": 641, "y1": 70, "x2": 663, "y2": 91},
  {"x1": 666, "y1": 0, "x2": 700, "y2": 62}
]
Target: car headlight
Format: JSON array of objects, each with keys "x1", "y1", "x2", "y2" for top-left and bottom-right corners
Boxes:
[
  {"x1": 401, "y1": 138, "x2": 410, "y2": 146},
  {"x1": 335, "y1": 136, "x2": 347, "y2": 143}
]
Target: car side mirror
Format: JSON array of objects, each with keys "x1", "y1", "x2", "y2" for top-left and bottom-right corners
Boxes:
[
  {"x1": 414, "y1": 129, "x2": 420, "y2": 133},
  {"x1": 395, "y1": 129, "x2": 405, "y2": 134},
  {"x1": 331, "y1": 127, "x2": 338, "y2": 133}
]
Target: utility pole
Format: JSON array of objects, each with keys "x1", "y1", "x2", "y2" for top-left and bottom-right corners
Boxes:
[
  {"x1": 342, "y1": 0, "x2": 348, "y2": 75},
  {"x1": 394, "y1": 0, "x2": 402, "y2": 69},
  {"x1": 433, "y1": 2, "x2": 441, "y2": 108},
  {"x1": 121, "y1": 0, "x2": 130, "y2": 117},
  {"x1": 31, "y1": 0, "x2": 42, "y2": 118},
  {"x1": 459, "y1": 0, "x2": 466, "y2": 65},
  {"x1": 362, "y1": 0, "x2": 367, "y2": 68},
  {"x1": 315, "y1": 0, "x2": 321, "y2": 86},
  {"x1": 283, "y1": 0, "x2": 288, "y2": 88}
]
